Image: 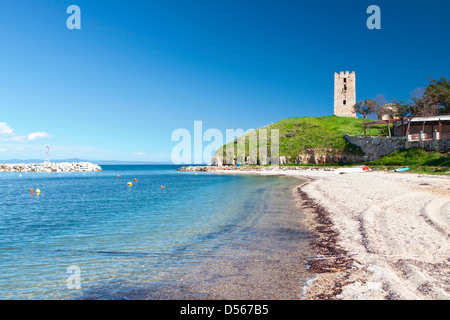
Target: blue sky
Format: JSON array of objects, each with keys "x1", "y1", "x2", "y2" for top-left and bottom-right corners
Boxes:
[{"x1": 0, "y1": 0, "x2": 449, "y2": 162}]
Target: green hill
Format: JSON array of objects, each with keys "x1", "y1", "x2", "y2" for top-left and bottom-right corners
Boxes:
[{"x1": 215, "y1": 115, "x2": 384, "y2": 163}]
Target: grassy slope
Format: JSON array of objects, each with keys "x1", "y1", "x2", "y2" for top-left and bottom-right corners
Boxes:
[
  {"x1": 214, "y1": 115, "x2": 449, "y2": 173},
  {"x1": 365, "y1": 149, "x2": 450, "y2": 174},
  {"x1": 216, "y1": 115, "x2": 384, "y2": 159}
]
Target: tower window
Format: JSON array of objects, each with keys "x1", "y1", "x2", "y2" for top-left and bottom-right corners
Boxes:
[
  {"x1": 344, "y1": 84, "x2": 347, "y2": 90},
  {"x1": 343, "y1": 78, "x2": 347, "y2": 83},
  {"x1": 343, "y1": 100, "x2": 347, "y2": 105}
]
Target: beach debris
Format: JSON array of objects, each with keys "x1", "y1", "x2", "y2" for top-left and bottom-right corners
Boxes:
[
  {"x1": 297, "y1": 187, "x2": 356, "y2": 299},
  {"x1": 335, "y1": 165, "x2": 370, "y2": 174},
  {"x1": 394, "y1": 167, "x2": 410, "y2": 172},
  {"x1": 353, "y1": 165, "x2": 370, "y2": 171},
  {"x1": 335, "y1": 168, "x2": 363, "y2": 174}
]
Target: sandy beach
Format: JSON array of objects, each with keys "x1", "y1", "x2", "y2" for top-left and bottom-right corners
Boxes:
[{"x1": 208, "y1": 167, "x2": 450, "y2": 300}]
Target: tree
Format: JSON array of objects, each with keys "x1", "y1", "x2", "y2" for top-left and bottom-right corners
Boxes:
[
  {"x1": 413, "y1": 95, "x2": 440, "y2": 116},
  {"x1": 391, "y1": 99, "x2": 413, "y2": 117},
  {"x1": 353, "y1": 99, "x2": 377, "y2": 119},
  {"x1": 391, "y1": 82, "x2": 442, "y2": 117},
  {"x1": 374, "y1": 94, "x2": 388, "y2": 109},
  {"x1": 424, "y1": 77, "x2": 450, "y2": 114},
  {"x1": 373, "y1": 94, "x2": 393, "y2": 119}
]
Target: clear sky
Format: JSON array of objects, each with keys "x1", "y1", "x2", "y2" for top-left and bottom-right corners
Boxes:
[{"x1": 0, "y1": 0, "x2": 449, "y2": 162}]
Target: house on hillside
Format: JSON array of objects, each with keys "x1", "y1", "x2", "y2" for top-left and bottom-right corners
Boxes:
[
  {"x1": 377, "y1": 103, "x2": 397, "y2": 120},
  {"x1": 393, "y1": 115, "x2": 450, "y2": 141}
]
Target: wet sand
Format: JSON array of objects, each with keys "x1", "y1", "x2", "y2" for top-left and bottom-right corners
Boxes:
[{"x1": 210, "y1": 168, "x2": 450, "y2": 300}]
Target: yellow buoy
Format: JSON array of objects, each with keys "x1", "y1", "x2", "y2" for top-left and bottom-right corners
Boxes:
[
  {"x1": 117, "y1": 175, "x2": 120, "y2": 178},
  {"x1": 127, "y1": 182, "x2": 133, "y2": 186},
  {"x1": 36, "y1": 189, "x2": 41, "y2": 194}
]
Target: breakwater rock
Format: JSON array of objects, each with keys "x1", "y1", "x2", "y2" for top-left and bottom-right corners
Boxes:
[{"x1": 0, "y1": 162, "x2": 102, "y2": 173}]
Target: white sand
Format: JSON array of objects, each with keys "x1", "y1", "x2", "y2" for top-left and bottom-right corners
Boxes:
[{"x1": 212, "y1": 168, "x2": 450, "y2": 300}]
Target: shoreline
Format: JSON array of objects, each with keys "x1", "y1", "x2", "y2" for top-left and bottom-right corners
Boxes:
[
  {"x1": 294, "y1": 180, "x2": 361, "y2": 300},
  {"x1": 143, "y1": 175, "x2": 314, "y2": 300},
  {"x1": 201, "y1": 166, "x2": 450, "y2": 300}
]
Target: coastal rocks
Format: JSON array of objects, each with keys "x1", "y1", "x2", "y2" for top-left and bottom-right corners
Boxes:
[
  {"x1": 0, "y1": 162, "x2": 102, "y2": 173},
  {"x1": 289, "y1": 149, "x2": 367, "y2": 165},
  {"x1": 178, "y1": 166, "x2": 210, "y2": 172},
  {"x1": 210, "y1": 156, "x2": 223, "y2": 167},
  {"x1": 177, "y1": 165, "x2": 336, "y2": 172},
  {"x1": 210, "y1": 149, "x2": 368, "y2": 167}
]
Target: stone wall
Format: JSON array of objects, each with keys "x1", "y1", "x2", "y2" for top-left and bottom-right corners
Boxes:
[
  {"x1": 344, "y1": 135, "x2": 450, "y2": 160},
  {"x1": 405, "y1": 139, "x2": 450, "y2": 153}
]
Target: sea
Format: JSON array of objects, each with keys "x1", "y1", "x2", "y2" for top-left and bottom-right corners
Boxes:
[{"x1": 0, "y1": 165, "x2": 313, "y2": 299}]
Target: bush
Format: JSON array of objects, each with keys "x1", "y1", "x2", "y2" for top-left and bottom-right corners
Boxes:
[{"x1": 366, "y1": 149, "x2": 449, "y2": 173}]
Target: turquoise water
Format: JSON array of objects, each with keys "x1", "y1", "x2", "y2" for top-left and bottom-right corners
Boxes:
[{"x1": 0, "y1": 165, "x2": 310, "y2": 299}]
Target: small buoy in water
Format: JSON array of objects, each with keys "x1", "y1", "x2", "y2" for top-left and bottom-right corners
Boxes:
[
  {"x1": 195, "y1": 173, "x2": 197, "y2": 175},
  {"x1": 30, "y1": 188, "x2": 34, "y2": 194},
  {"x1": 127, "y1": 182, "x2": 133, "y2": 186},
  {"x1": 19, "y1": 174, "x2": 22, "y2": 178},
  {"x1": 36, "y1": 189, "x2": 41, "y2": 194},
  {"x1": 160, "y1": 185, "x2": 164, "y2": 189},
  {"x1": 134, "y1": 178, "x2": 137, "y2": 182},
  {"x1": 117, "y1": 175, "x2": 120, "y2": 178}
]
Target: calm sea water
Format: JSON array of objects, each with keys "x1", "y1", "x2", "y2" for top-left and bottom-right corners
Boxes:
[{"x1": 0, "y1": 165, "x2": 310, "y2": 299}]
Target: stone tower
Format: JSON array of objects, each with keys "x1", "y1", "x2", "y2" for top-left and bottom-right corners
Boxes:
[{"x1": 334, "y1": 71, "x2": 356, "y2": 117}]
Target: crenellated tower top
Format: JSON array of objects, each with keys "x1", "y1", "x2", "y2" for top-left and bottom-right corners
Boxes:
[{"x1": 334, "y1": 71, "x2": 356, "y2": 117}]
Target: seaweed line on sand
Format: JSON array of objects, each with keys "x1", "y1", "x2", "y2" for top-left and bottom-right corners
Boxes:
[{"x1": 295, "y1": 179, "x2": 367, "y2": 300}]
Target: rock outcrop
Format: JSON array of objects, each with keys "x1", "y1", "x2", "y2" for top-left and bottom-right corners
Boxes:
[
  {"x1": 178, "y1": 165, "x2": 335, "y2": 172},
  {"x1": 211, "y1": 149, "x2": 368, "y2": 166}
]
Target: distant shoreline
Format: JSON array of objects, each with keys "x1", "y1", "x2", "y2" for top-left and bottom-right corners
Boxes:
[{"x1": 0, "y1": 160, "x2": 175, "y2": 165}]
